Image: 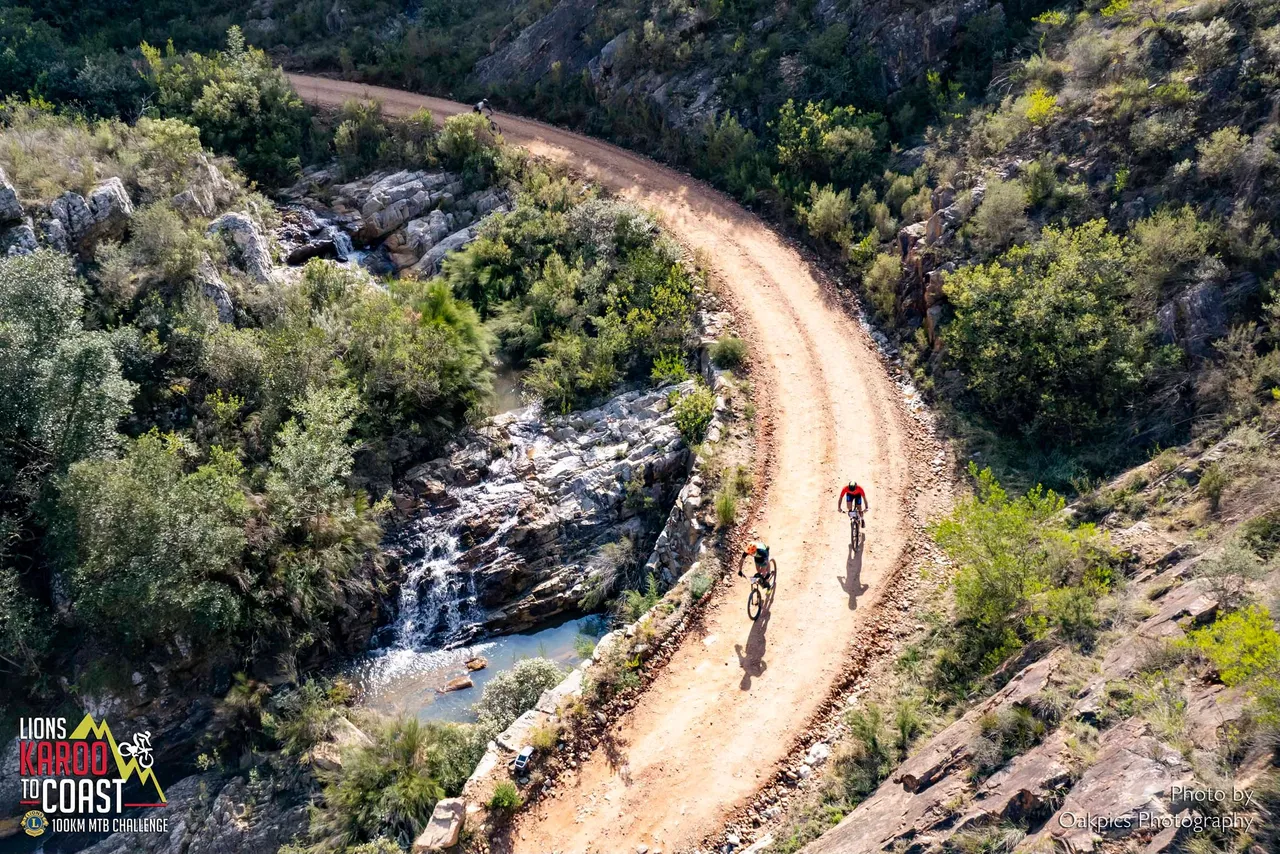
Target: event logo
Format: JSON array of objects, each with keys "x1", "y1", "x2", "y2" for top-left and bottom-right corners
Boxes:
[{"x1": 16, "y1": 715, "x2": 169, "y2": 835}]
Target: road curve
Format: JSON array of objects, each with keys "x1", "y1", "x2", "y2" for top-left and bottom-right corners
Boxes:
[{"x1": 290, "y1": 74, "x2": 931, "y2": 853}]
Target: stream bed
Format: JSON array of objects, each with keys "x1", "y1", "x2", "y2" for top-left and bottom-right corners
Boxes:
[{"x1": 348, "y1": 614, "x2": 603, "y2": 723}]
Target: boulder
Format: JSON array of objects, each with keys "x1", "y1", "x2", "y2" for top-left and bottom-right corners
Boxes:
[
  {"x1": 473, "y1": 0, "x2": 600, "y2": 88},
  {"x1": 196, "y1": 256, "x2": 235, "y2": 323},
  {"x1": 412, "y1": 797, "x2": 465, "y2": 852},
  {"x1": 48, "y1": 177, "x2": 134, "y2": 255},
  {"x1": 171, "y1": 155, "x2": 236, "y2": 218},
  {"x1": 439, "y1": 675, "x2": 475, "y2": 693},
  {"x1": 415, "y1": 224, "x2": 479, "y2": 275},
  {"x1": 1, "y1": 220, "x2": 37, "y2": 256},
  {"x1": 0, "y1": 166, "x2": 22, "y2": 224},
  {"x1": 207, "y1": 212, "x2": 274, "y2": 283},
  {"x1": 465, "y1": 656, "x2": 489, "y2": 671}
]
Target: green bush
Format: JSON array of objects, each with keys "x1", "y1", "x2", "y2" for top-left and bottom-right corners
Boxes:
[
  {"x1": 862, "y1": 253, "x2": 900, "y2": 320},
  {"x1": 968, "y1": 178, "x2": 1028, "y2": 254},
  {"x1": 489, "y1": 780, "x2": 522, "y2": 811},
  {"x1": 1186, "y1": 607, "x2": 1280, "y2": 726},
  {"x1": 308, "y1": 716, "x2": 486, "y2": 849},
  {"x1": 943, "y1": 220, "x2": 1149, "y2": 441},
  {"x1": 931, "y1": 465, "x2": 1116, "y2": 680},
  {"x1": 673, "y1": 385, "x2": 715, "y2": 445},
  {"x1": 801, "y1": 183, "x2": 854, "y2": 244},
  {"x1": 714, "y1": 486, "x2": 738, "y2": 529},
  {"x1": 1195, "y1": 540, "x2": 1267, "y2": 611},
  {"x1": 689, "y1": 571, "x2": 713, "y2": 601},
  {"x1": 710, "y1": 335, "x2": 747, "y2": 369},
  {"x1": 473, "y1": 658, "x2": 565, "y2": 733},
  {"x1": 143, "y1": 28, "x2": 309, "y2": 186},
  {"x1": 618, "y1": 573, "x2": 661, "y2": 622},
  {"x1": 650, "y1": 349, "x2": 690, "y2": 385}
]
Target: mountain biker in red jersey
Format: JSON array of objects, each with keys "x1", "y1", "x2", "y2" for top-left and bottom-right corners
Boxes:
[{"x1": 838, "y1": 481, "x2": 869, "y2": 528}]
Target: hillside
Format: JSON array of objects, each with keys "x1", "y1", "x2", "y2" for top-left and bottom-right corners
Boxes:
[{"x1": 0, "y1": 1, "x2": 1278, "y2": 854}]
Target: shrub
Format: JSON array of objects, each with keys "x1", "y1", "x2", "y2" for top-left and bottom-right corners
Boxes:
[
  {"x1": 573, "y1": 633, "x2": 597, "y2": 659},
  {"x1": 437, "y1": 112, "x2": 502, "y2": 182},
  {"x1": 618, "y1": 573, "x2": 661, "y2": 622},
  {"x1": 1197, "y1": 127, "x2": 1249, "y2": 184},
  {"x1": 1187, "y1": 606, "x2": 1280, "y2": 687},
  {"x1": 1184, "y1": 18, "x2": 1236, "y2": 72},
  {"x1": 529, "y1": 722, "x2": 560, "y2": 751},
  {"x1": 673, "y1": 385, "x2": 715, "y2": 445},
  {"x1": 1023, "y1": 87, "x2": 1061, "y2": 126},
  {"x1": 143, "y1": 28, "x2": 309, "y2": 186},
  {"x1": 473, "y1": 658, "x2": 565, "y2": 733},
  {"x1": 710, "y1": 335, "x2": 747, "y2": 369},
  {"x1": 59, "y1": 432, "x2": 250, "y2": 649},
  {"x1": 932, "y1": 465, "x2": 1116, "y2": 679},
  {"x1": 968, "y1": 179, "x2": 1028, "y2": 254},
  {"x1": 943, "y1": 220, "x2": 1148, "y2": 440},
  {"x1": 577, "y1": 539, "x2": 637, "y2": 611},
  {"x1": 714, "y1": 486, "x2": 738, "y2": 529},
  {"x1": 1199, "y1": 462, "x2": 1229, "y2": 511},
  {"x1": 650, "y1": 350, "x2": 689, "y2": 385},
  {"x1": 1131, "y1": 206, "x2": 1215, "y2": 300},
  {"x1": 308, "y1": 717, "x2": 485, "y2": 849},
  {"x1": 490, "y1": 781, "x2": 522, "y2": 811},
  {"x1": 1195, "y1": 540, "x2": 1267, "y2": 611},
  {"x1": 689, "y1": 571, "x2": 713, "y2": 601},
  {"x1": 863, "y1": 252, "x2": 901, "y2": 320},
  {"x1": 801, "y1": 183, "x2": 854, "y2": 244}
]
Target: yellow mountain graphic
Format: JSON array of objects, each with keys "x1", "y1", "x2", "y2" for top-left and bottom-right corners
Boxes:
[{"x1": 68, "y1": 714, "x2": 167, "y2": 803}]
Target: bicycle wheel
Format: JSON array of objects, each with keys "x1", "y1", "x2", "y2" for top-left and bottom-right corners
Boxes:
[
  {"x1": 747, "y1": 586, "x2": 763, "y2": 620},
  {"x1": 853, "y1": 516, "x2": 861, "y2": 550}
]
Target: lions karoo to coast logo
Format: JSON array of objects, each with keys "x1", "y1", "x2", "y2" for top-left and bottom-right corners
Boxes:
[{"x1": 16, "y1": 715, "x2": 170, "y2": 836}]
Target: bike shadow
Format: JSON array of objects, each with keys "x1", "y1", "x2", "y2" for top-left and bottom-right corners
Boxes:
[
  {"x1": 735, "y1": 582, "x2": 776, "y2": 691},
  {"x1": 839, "y1": 546, "x2": 868, "y2": 611}
]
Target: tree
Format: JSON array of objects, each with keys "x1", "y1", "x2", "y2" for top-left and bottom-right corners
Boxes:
[
  {"x1": 59, "y1": 432, "x2": 250, "y2": 649},
  {"x1": 0, "y1": 251, "x2": 134, "y2": 470},
  {"x1": 143, "y1": 27, "x2": 309, "y2": 186},
  {"x1": 943, "y1": 220, "x2": 1149, "y2": 440}
]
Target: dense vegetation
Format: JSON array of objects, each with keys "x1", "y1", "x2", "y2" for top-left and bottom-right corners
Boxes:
[
  {"x1": 0, "y1": 79, "x2": 697, "y2": 720},
  {"x1": 443, "y1": 177, "x2": 697, "y2": 411}
]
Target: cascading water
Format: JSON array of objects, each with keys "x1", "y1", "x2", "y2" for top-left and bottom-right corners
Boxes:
[{"x1": 346, "y1": 411, "x2": 594, "y2": 722}]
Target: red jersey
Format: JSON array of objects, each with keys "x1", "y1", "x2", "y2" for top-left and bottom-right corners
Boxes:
[{"x1": 840, "y1": 484, "x2": 866, "y2": 505}]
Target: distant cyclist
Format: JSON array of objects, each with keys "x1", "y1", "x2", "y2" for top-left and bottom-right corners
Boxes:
[
  {"x1": 838, "y1": 480, "x2": 869, "y2": 528},
  {"x1": 473, "y1": 98, "x2": 494, "y2": 118},
  {"x1": 738, "y1": 541, "x2": 774, "y2": 589}
]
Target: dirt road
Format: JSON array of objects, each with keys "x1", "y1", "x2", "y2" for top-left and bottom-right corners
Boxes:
[{"x1": 290, "y1": 75, "x2": 937, "y2": 853}]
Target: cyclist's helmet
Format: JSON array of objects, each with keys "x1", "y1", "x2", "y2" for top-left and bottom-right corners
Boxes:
[{"x1": 745, "y1": 542, "x2": 758, "y2": 555}]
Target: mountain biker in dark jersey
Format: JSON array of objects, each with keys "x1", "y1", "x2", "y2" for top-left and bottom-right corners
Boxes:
[
  {"x1": 838, "y1": 481, "x2": 869, "y2": 528},
  {"x1": 473, "y1": 98, "x2": 494, "y2": 119},
  {"x1": 737, "y1": 541, "x2": 773, "y2": 589}
]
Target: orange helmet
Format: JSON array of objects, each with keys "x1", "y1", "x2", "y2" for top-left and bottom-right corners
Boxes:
[{"x1": 745, "y1": 543, "x2": 758, "y2": 555}]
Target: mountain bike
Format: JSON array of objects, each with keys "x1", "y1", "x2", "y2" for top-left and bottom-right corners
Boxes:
[
  {"x1": 746, "y1": 560, "x2": 777, "y2": 620},
  {"x1": 847, "y1": 507, "x2": 863, "y2": 550}
]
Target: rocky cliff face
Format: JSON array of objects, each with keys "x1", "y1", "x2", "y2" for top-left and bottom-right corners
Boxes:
[
  {"x1": 382, "y1": 380, "x2": 695, "y2": 645},
  {"x1": 468, "y1": 0, "x2": 994, "y2": 131},
  {"x1": 77, "y1": 773, "x2": 308, "y2": 854}
]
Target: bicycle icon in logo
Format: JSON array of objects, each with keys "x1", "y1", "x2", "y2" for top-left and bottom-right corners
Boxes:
[{"x1": 117, "y1": 731, "x2": 154, "y2": 769}]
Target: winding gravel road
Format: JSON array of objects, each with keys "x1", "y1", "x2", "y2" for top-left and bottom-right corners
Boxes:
[{"x1": 290, "y1": 74, "x2": 942, "y2": 853}]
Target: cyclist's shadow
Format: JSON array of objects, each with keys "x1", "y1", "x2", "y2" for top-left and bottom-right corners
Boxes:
[
  {"x1": 840, "y1": 546, "x2": 868, "y2": 611},
  {"x1": 735, "y1": 583, "x2": 776, "y2": 691}
]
